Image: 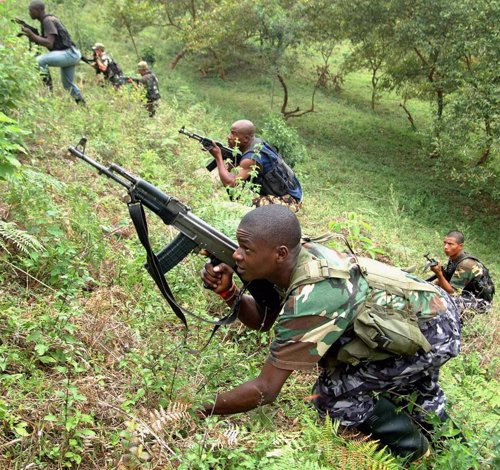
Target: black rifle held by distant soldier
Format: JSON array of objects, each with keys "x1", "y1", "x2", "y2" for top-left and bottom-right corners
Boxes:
[
  {"x1": 68, "y1": 138, "x2": 281, "y2": 333},
  {"x1": 424, "y1": 252, "x2": 439, "y2": 282},
  {"x1": 80, "y1": 52, "x2": 96, "y2": 66},
  {"x1": 178, "y1": 126, "x2": 241, "y2": 172},
  {"x1": 13, "y1": 17, "x2": 39, "y2": 51}
]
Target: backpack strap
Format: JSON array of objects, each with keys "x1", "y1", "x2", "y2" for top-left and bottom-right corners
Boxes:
[
  {"x1": 356, "y1": 257, "x2": 439, "y2": 298},
  {"x1": 284, "y1": 248, "x2": 350, "y2": 298},
  {"x1": 443, "y1": 252, "x2": 476, "y2": 281}
]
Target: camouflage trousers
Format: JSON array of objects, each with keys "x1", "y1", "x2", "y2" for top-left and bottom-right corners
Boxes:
[
  {"x1": 312, "y1": 290, "x2": 461, "y2": 427},
  {"x1": 453, "y1": 293, "x2": 492, "y2": 321},
  {"x1": 252, "y1": 194, "x2": 302, "y2": 213},
  {"x1": 146, "y1": 99, "x2": 160, "y2": 117}
]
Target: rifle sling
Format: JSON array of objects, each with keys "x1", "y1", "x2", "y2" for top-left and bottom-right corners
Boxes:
[{"x1": 127, "y1": 201, "x2": 241, "y2": 335}]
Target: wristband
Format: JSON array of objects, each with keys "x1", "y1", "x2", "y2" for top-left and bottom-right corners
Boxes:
[{"x1": 219, "y1": 282, "x2": 237, "y2": 301}]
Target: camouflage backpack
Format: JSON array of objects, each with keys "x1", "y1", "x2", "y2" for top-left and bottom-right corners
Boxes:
[{"x1": 286, "y1": 245, "x2": 438, "y2": 366}]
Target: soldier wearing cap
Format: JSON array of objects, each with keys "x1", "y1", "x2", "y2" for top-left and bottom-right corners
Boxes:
[
  {"x1": 128, "y1": 61, "x2": 161, "y2": 117},
  {"x1": 90, "y1": 43, "x2": 124, "y2": 88}
]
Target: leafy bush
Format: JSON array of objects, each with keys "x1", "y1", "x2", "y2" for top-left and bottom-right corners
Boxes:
[
  {"x1": 0, "y1": 2, "x2": 40, "y2": 111},
  {"x1": 0, "y1": 113, "x2": 28, "y2": 180},
  {"x1": 260, "y1": 113, "x2": 307, "y2": 167},
  {"x1": 0, "y1": 1, "x2": 42, "y2": 180}
]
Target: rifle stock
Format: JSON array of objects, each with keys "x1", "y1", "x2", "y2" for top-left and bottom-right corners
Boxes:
[{"x1": 68, "y1": 139, "x2": 281, "y2": 325}]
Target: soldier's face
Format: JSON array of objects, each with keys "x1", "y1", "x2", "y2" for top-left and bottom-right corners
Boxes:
[
  {"x1": 29, "y1": 6, "x2": 41, "y2": 19},
  {"x1": 228, "y1": 125, "x2": 251, "y2": 150},
  {"x1": 443, "y1": 237, "x2": 463, "y2": 258},
  {"x1": 233, "y1": 226, "x2": 278, "y2": 282}
]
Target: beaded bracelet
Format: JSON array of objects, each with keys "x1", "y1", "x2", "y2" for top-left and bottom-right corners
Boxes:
[{"x1": 219, "y1": 282, "x2": 237, "y2": 301}]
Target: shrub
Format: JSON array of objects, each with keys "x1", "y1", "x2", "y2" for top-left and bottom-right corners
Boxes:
[{"x1": 260, "y1": 113, "x2": 307, "y2": 167}]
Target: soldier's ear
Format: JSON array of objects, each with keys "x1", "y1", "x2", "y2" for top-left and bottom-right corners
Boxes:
[{"x1": 275, "y1": 245, "x2": 289, "y2": 264}]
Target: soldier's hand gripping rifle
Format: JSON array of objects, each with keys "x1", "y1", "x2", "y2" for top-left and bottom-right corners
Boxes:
[
  {"x1": 424, "y1": 252, "x2": 439, "y2": 282},
  {"x1": 13, "y1": 17, "x2": 39, "y2": 51},
  {"x1": 178, "y1": 126, "x2": 242, "y2": 172},
  {"x1": 68, "y1": 138, "x2": 281, "y2": 332},
  {"x1": 80, "y1": 51, "x2": 96, "y2": 67}
]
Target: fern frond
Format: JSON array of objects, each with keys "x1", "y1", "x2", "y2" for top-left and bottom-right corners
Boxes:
[
  {"x1": 22, "y1": 168, "x2": 66, "y2": 192},
  {"x1": 0, "y1": 221, "x2": 44, "y2": 255},
  {"x1": 319, "y1": 416, "x2": 399, "y2": 470},
  {"x1": 148, "y1": 402, "x2": 191, "y2": 433}
]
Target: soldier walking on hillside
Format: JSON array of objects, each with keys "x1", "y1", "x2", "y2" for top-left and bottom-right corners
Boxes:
[
  {"x1": 128, "y1": 61, "x2": 161, "y2": 117},
  {"x1": 21, "y1": 0, "x2": 85, "y2": 104}
]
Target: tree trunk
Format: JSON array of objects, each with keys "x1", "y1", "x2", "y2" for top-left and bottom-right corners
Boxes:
[
  {"x1": 277, "y1": 74, "x2": 298, "y2": 118},
  {"x1": 170, "y1": 48, "x2": 187, "y2": 69},
  {"x1": 210, "y1": 49, "x2": 225, "y2": 80},
  {"x1": 277, "y1": 73, "x2": 317, "y2": 120},
  {"x1": 476, "y1": 117, "x2": 492, "y2": 166},
  {"x1": 436, "y1": 88, "x2": 444, "y2": 119},
  {"x1": 371, "y1": 71, "x2": 378, "y2": 111},
  {"x1": 399, "y1": 101, "x2": 416, "y2": 131},
  {"x1": 124, "y1": 22, "x2": 140, "y2": 61}
]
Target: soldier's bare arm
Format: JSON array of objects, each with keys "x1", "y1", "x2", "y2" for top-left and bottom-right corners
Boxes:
[
  {"x1": 198, "y1": 362, "x2": 292, "y2": 417},
  {"x1": 430, "y1": 261, "x2": 455, "y2": 293},
  {"x1": 209, "y1": 144, "x2": 257, "y2": 187}
]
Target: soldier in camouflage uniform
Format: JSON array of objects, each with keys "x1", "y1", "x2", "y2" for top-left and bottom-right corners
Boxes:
[
  {"x1": 90, "y1": 43, "x2": 124, "y2": 88},
  {"x1": 199, "y1": 205, "x2": 461, "y2": 461},
  {"x1": 430, "y1": 230, "x2": 493, "y2": 314},
  {"x1": 128, "y1": 61, "x2": 161, "y2": 117}
]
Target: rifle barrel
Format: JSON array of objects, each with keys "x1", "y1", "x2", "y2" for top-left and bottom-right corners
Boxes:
[{"x1": 68, "y1": 146, "x2": 131, "y2": 189}]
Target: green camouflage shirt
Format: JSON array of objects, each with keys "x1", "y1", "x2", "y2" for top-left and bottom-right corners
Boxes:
[
  {"x1": 267, "y1": 243, "x2": 447, "y2": 371},
  {"x1": 139, "y1": 71, "x2": 161, "y2": 102},
  {"x1": 447, "y1": 256, "x2": 484, "y2": 292}
]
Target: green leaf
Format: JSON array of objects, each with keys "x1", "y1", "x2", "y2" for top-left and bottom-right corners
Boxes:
[
  {"x1": 34, "y1": 343, "x2": 49, "y2": 356},
  {"x1": 39, "y1": 355, "x2": 57, "y2": 364},
  {"x1": 14, "y1": 423, "x2": 30, "y2": 437}
]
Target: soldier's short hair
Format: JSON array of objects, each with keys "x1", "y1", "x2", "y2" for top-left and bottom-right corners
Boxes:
[
  {"x1": 240, "y1": 205, "x2": 301, "y2": 250},
  {"x1": 446, "y1": 230, "x2": 464, "y2": 244},
  {"x1": 29, "y1": 0, "x2": 45, "y2": 8}
]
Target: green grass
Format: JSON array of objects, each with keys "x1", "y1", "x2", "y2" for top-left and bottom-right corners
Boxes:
[{"x1": 171, "y1": 59, "x2": 499, "y2": 270}]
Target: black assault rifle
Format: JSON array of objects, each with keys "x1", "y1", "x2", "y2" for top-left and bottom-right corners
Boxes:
[
  {"x1": 178, "y1": 126, "x2": 241, "y2": 172},
  {"x1": 423, "y1": 252, "x2": 439, "y2": 282},
  {"x1": 80, "y1": 53, "x2": 96, "y2": 66},
  {"x1": 13, "y1": 18, "x2": 39, "y2": 51},
  {"x1": 68, "y1": 138, "x2": 281, "y2": 331}
]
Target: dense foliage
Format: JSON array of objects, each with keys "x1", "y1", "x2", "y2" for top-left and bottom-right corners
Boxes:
[{"x1": 0, "y1": 0, "x2": 498, "y2": 468}]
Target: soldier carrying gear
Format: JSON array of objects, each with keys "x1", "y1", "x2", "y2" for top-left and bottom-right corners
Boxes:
[
  {"x1": 429, "y1": 230, "x2": 494, "y2": 316},
  {"x1": 90, "y1": 43, "x2": 124, "y2": 88},
  {"x1": 207, "y1": 120, "x2": 303, "y2": 212},
  {"x1": 128, "y1": 61, "x2": 161, "y2": 117},
  {"x1": 198, "y1": 205, "x2": 461, "y2": 462},
  {"x1": 21, "y1": 0, "x2": 85, "y2": 104}
]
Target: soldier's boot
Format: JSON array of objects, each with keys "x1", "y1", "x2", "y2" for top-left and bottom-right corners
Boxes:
[
  {"x1": 358, "y1": 397, "x2": 429, "y2": 461},
  {"x1": 74, "y1": 95, "x2": 87, "y2": 106},
  {"x1": 41, "y1": 70, "x2": 53, "y2": 91}
]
